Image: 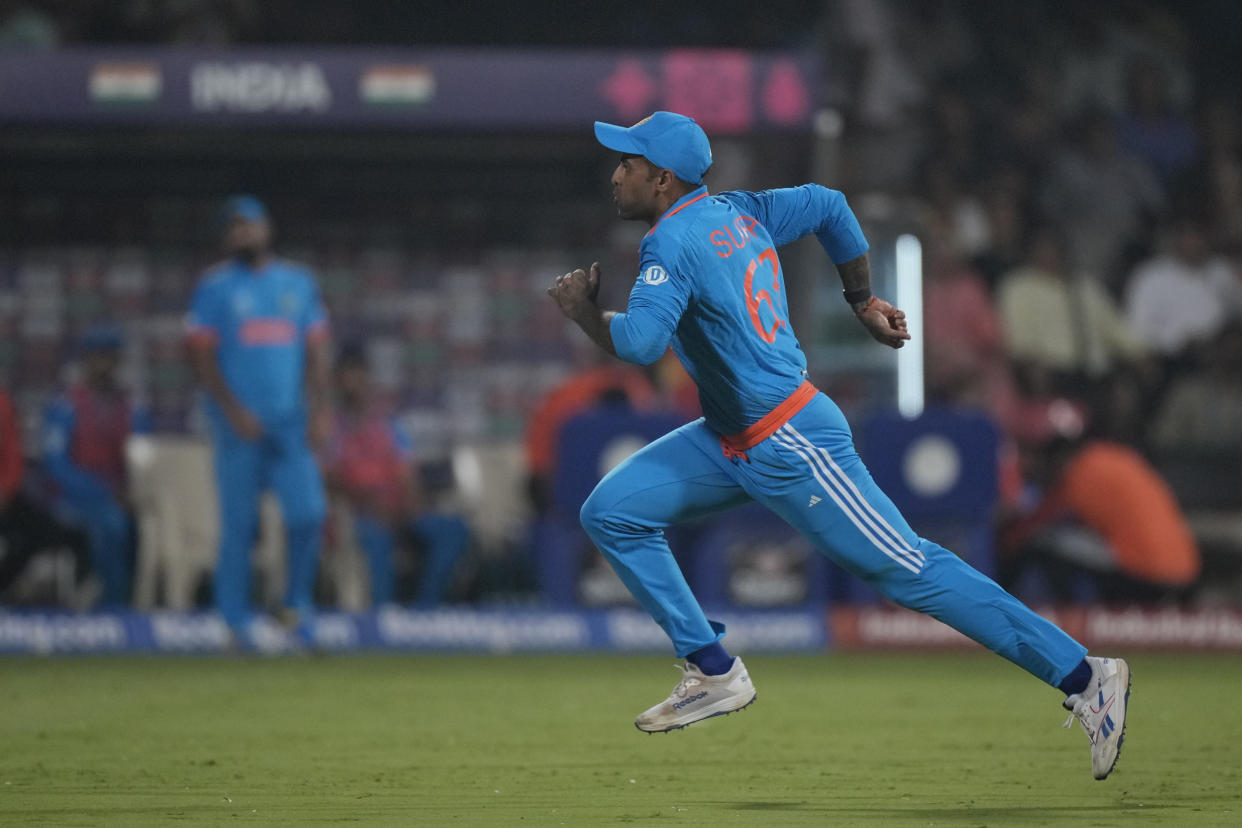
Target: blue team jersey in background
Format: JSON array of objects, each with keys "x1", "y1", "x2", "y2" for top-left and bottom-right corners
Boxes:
[
  {"x1": 186, "y1": 259, "x2": 328, "y2": 430},
  {"x1": 609, "y1": 184, "x2": 869, "y2": 436}
]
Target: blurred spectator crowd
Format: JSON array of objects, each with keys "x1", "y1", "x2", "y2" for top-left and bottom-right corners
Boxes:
[
  {"x1": 2, "y1": 0, "x2": 1242, "y2": 612},
  {"x1": 820, "y1": 0, "x2": 1242, "y2": 605},
  {"x1": 0, "y1": 0, "x2": 819, "y2": 49}
]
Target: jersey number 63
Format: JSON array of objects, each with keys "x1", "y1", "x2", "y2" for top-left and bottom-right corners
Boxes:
[{"x1": 744, "y1": 247, "x2": 785, "y2": 343}]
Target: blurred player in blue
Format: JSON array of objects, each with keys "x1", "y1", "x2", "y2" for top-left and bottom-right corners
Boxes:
[
  {"x1": 548, "y1": 112, "x2": 1130, "y2": 780},
  {"x1": 43, "y1": 324, "x2": 149, "y2": 607},
  {"x1": 187, "y1": 196, "x2": 330, "y2": 649}
]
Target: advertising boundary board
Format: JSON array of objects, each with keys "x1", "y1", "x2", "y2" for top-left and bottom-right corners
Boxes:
[
  {"x1": 0, "y1": 48, "x2": 817, "y2": 132},
  {"x1": 2, "y1": 606, "x2": 1240, "y2": 655}
]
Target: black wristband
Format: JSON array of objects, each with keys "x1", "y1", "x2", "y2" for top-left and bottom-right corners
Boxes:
[{"x1": 843, "y1": 287, "x2": 872, "y2": 310}]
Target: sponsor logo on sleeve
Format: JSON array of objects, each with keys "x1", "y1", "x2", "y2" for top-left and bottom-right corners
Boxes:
[{"x1": 642, "y1": 265, "x2": 669, "y2": 285}]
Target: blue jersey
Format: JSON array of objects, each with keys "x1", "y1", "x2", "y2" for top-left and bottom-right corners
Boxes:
[
  {"x1": 43, "y1": 385, "x2": 150, "y2": 504},
  {"x1": 608, "y1": 184, "x2": 868, "y2": 436},
  {"x1": 186, "y1": 258, "x2": 328, "y2": 429}
]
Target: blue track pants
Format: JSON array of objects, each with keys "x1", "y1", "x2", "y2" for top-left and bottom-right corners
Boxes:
[
  {"x1": 212, "y1": 423, "x2": 326, "y2": 631},
  {"x1": 579, "y1": 393, "x2": 1087, "y2": 688},
  {"x1": 61, "y1": 492, "x2": 132, "y2": 606}
]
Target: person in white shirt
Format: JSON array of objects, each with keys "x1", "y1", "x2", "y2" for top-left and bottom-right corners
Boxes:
[
  {"x1": 998, "y1": 223, "x2": 1146, "y2": 390},
  {"x1": 1125, "y1": 213, "x2": 1242, "y2": 360}
]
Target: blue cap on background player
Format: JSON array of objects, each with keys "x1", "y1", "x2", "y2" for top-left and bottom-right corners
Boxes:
[
  {"x1": 217, "y1": 194, "x2": 268, "y2": 230},
  {"x1": 594, "y1": 111, "x2": 713, "y2": 185}
]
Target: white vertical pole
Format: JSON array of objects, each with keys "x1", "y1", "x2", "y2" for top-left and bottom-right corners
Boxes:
[{"x1": 895, "y1": 234, "x2": 924, "y2": 419}]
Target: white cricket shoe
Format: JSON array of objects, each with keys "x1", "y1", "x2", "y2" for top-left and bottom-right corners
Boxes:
[
  {"x1": 635, "y1": 658, "x2": 756, "y2": 733},
  {"x1": 1062, "y1": 656, "x2": 1131, "y2": 780}
]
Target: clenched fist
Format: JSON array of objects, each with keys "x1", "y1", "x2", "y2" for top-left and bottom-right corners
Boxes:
[
  {"x1": 856, "y1": 296, "x2": 911, "y2": 349},
  {"x1": 548, "y1": 261, "x2": 601, "y2": 320}
]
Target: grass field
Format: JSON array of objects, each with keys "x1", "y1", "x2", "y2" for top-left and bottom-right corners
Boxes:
[{"x1": 2, "y1": 652, "x2": 1240, "y2": 827}]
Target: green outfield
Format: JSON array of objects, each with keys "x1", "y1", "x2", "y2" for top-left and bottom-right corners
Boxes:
[{"x1": 1, "y1": 652, "x2": 1239, "y2": 827}]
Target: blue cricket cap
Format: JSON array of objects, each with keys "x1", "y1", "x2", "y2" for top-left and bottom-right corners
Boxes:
[
  {"x1": 594, "y1": 111, "x2": 712, "y2": 185},
  {"x1": 217, "y1": 194, "x2": 268, "y2": 230}
]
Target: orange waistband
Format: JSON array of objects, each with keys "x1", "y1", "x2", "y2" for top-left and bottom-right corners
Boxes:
[{"x1": 720, "y1": 381, "x2": 818, "y2": 454}]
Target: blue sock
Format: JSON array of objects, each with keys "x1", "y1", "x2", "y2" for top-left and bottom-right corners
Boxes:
[
  {"x1": 1057, "y1": 658, "x2": 1092, "y2": 696},
  {"x1": 686, "y1": 641, "x2": 734, "y2": 676}
]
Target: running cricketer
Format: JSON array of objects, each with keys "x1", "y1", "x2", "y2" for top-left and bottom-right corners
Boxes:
[
  {"x1": 187, "y1": 195, "x2": 330, "y2": 649},
  {"x1": 548, "y1": 112, "x2": 1130, "y2": 780}
]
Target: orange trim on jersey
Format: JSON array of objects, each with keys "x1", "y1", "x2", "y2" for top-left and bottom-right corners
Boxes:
[
  {"x1": 646, "y1": 191, "x2": 710, "y2": 238},
  {"x1": 720, "y1": 380, "x2": 818, "y2": 461}
]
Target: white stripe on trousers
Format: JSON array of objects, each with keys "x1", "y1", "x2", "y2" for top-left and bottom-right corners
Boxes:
[
  {"x1": 770, "y1": 426, "x2": 924, "y2": 574},
  {"x1": 782, "y1": 423, "x2": 925, "y2": 565}
]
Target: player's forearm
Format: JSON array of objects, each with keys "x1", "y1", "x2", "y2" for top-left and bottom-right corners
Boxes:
[
  {"x1": 836, "y1": 252, "x2": 873, "y2": 311},
  {"x1": 304, "y1": 339, "x2": 332, "y2": 414},
  {"x1": 568, "y1": 305, "x2": 619, "y2": 358},
  {"x1": 190, "y1": 346, "x2": 251, "y2": 420},
  {"x1": 836, "y1": 252, "x2": 871, "y2": 293}
]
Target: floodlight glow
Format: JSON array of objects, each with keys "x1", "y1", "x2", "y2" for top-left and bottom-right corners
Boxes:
[{"x1": 895, "y1": 234, "x2": 924, "y2": 419}]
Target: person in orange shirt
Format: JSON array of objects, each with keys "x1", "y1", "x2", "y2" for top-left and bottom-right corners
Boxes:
[
  {"x1": 524, "y1": 349, "x2": 707, "y2": 608},
  {"x1": 1001, "y1": 426, "x2": 1200, "y2": 603},
  {"x1": 523, "y1": 359, "x2": 658, "y2": 515}
]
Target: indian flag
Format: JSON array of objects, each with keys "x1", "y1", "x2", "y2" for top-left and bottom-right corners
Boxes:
[
  {"x1": 359, "y1": 65, "x2": 435, "y2": 106},
  {"x1": 90, "y1": 63, "x2": 162, "y2": 105}
]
